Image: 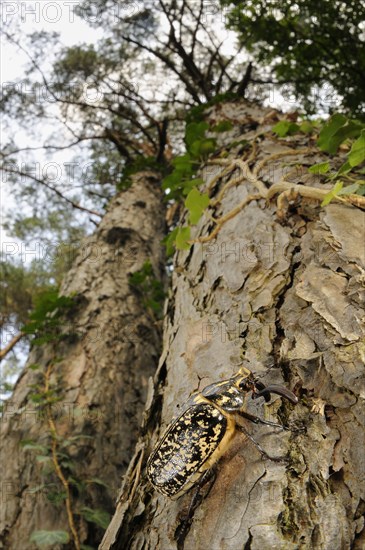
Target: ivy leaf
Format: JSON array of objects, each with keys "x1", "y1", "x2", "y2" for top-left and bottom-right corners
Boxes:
[
  {"x1": 20, "y1": 441, "x2": 49, "y2": 454},
  {"x1": 333, "y1": 122, "x2": 364, "y2": 151},
  {"x1": 337, "y1": 183, "x2": 360, "y2": 195},
  {"x1": 317, "y1": 114, "x2": 347, "y2": 152},
  {"x1": 46, "y1": 491, "x2": 67, "y2": 504},
  {"x1": 198, "y1": 138, "x2": 217, "y2": 157},
  {"x1": 185, "y1": 189, "x2": 210, "y2": 224},
  {"x1": 162, "y1": 170, "x2": 184, "y2": 190},
  {"x1": 272, "y1": 120, "x2": 299, "y2": 137},
  {"x1": 189, "y1": 138, "x2": 216, "y2": 158},
  {"x1": 318, "y1": 115, "x2": 363, "y2": 154},
  {"x1": 29, "y1": 530, "x2": 69, "y2": 547},
  {"x1": 299, "y1": 120, "x2": 314, "y2": 134},
  {"x1": 334, "y1": 160, "x2": 352, "y2": 177},
  {"x1": 321, "y1": 181, "x2": 343, "y2": 206},
  {"x1": 308, "y1": 162, "x2": 330, "y2": 175},
  {"x1": 86, "y1": 477, "x2": 109, "y2": 488},
  {"x1": 80, "y1": 507, "x2": 110, "y2": 529},
  {"x1": 175, "y1": 226, "x2": 191, "y2": 250},
  {"x1": 185, "y1": 121, "x2": 209, "y2": 148},
  {"x1": 163, "y1": 228, "x2": 178, "y2": 257},
  {"x1": 356, "y1": 183, "x2": 365, "y2": 196},
  {"x1": 28, "y1": 363, "x2": 41, "y2": 370},
  {"x1": 182, "y1": 178, "x2": 204, "y2": 196},
  {"x1": 211, "y1": 120, "x2": 233, "y2": 132},
  {"x1": 171, "y1": 154, "x2": 192, "y2": 170},
  {"x1": 348, "y1": 130, "x2": 365, "y2": 167},
  {"x1": 27, "y1": 484, "x2": 48, "y2": 494}
]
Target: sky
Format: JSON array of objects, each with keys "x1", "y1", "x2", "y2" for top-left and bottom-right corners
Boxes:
[{"x1": 1, "y1": 1, "x2": 106, "y2": 248}]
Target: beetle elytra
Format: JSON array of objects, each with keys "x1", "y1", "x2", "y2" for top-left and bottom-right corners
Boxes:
[{"x1": 147, "y1": 367, "x2": 298, "y2": 499}]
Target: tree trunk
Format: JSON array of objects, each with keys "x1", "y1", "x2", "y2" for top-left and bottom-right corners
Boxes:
[
  {"x1": 0, "y1": 173, "x2": 166, "y2": 549},
  {"x1": 101, "y1": 102, "x2": 365, "y2": 550}
]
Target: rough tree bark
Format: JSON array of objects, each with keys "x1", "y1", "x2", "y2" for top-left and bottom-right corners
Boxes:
[
  {"x1": 0, "y1": 173, "x2": 166, "y2": 549},
  {"x1": 101, "y1": 102, "x2": 365, "y2": 550}
]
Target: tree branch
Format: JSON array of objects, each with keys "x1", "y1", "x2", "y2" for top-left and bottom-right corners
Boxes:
[
  {"x1": 2, "y1": 167, "x2": 103, "y2": 217},
  {"x1": 236, "y1": 62, "x2": 253, "y2": 97},
  {"x1": 0, "y1": 332, "x2": 24, "y2": 362}
]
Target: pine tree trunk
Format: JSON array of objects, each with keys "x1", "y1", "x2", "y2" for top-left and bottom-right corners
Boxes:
[
  {"x1": 101, "y1": 102, "x2": 365, "y2": 550},
  {"x1": 0, "y1": 173, "x2": 166, "y2": 549}
]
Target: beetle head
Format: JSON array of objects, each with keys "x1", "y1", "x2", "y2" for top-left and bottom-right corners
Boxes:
[
  {"x1": 234, "y1": 367, "x2": 257, "y2": 393},
  {"x1": 233, "y1": 368, "x2": 298, "y2": 405}
]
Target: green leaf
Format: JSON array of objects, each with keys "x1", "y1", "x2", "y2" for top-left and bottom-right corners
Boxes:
[
  {"x1": 185, "y1": 121, "x2": 209, "y2": 148},
  {"x1": 162, "y1": 171, "x2": 184, "y2": 190},
  {"x1": 28, "y1": 363, "x2": 41, "y2": 370},
  {"x1": 80, "y1": 507, "x2": 110, "y2": 529},
  {"x1": 272, "y1": 120, "x2": 299, "y2": 137},
  {"x1": 171, "y1": 154, "x2": 192, "y2": 170},
  {"x1": 308, "y1": 162, "x2": 330, "y2": 175},
  {"x1": 337, "y1": 183, "x2": 360, "y2": 195},
  {"x1": 348, "y1": 130, "x2": 365, "y2": 167},
  {"x1": 299, "y1": 120, "x2": 314, "y2": 134},
  {"x1": 211, "y1": 120, "x2": 233, "y2": 132},
  {"x1": 189, "y1": 138, "x2": 216, "y2": 158},
  {"x1": 60, "y1": 434, "x2": 94, "y2": 447},
  {"x1": 86, "y1": 477, "x2": 109, "y2": 488},
  {"x1": 163, "y1": 228, "x2": 179, "y2": 257},
  {"x1": 185, "y1": 189, "x2": 210, "y2": 224},
  {"x1": 317, "y1": 115, "x2": 363, "y2": 154},
  {"x1": 27, "y1": 484, "x2": 48, "y2": 494},
  {"x1": 317, "y1": 114, "x2": 347, "y2": 152},
  {"x1": 21, "y1": 441, "x2": 49, "y2": 454},
  {"x1": 80, "y1": 545, "x2": 96, "y2": 550},
  {"x1": 331, "y1": 122, "x2": 364, "y2": 152},
  {"x1": 334, "y1": 160, "x2": 352, "y2": 177},
  {"x1": 321, "y1": 181, "x2": 343, "y2": 206},
  {"x1": 46, "y1": 491, "x2": 67, "y2": 504},
  {"x1": 175, "y1": 226, "x2": 191, "y2": 250},
  {"x1": 182, "y1": 178, "x2": 204, "y2": 196},
  {"x1": 198, "y1": 138, "x2": 216, "y2": 157},
  {"x1": 29, "y1": 530, "x2": 69, "y2": 547}
]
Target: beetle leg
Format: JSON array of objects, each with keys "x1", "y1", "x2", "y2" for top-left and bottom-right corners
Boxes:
[
  {"x1": 188, "y1": 467, "x2": 216, "y2": 512},
  {"x1": 174, "y1": 468, "x2": 216, "y2": 547},
  {"x1": 237, "y1": 409, "x2": 288, "y2": 430},
  {"x1": 236, "y1": 424, "x2": 288, "y2": 463}
]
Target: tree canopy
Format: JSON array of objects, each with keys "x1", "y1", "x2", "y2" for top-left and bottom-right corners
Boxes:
[{"x1": 220, "y1": 0, "x2": 365, "y2": 117}]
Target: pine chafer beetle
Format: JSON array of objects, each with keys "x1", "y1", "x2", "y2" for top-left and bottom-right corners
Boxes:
[{"x1": 147, "y1": 367, "x2": 298, "y2": 499}]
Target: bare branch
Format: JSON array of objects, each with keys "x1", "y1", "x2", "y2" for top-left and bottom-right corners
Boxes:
[
  {"x1": 120, "y1": 34, "x2": 202, "y2": 103},
  {"x1": 3, "y1": 167, "x2": 103, "y2": 217},
  {"x1": 236, "y1": 62, "x2": 253, "y2": 97},
  {"x1": 190, "y1": 0, "x2": 205, "y2": 56},
  {"x1": 0, "y1": 332, "x2": 24, "y2": 362},
  {"x1": 156, "y1": 118, "x2": 169, "y2": 163}
]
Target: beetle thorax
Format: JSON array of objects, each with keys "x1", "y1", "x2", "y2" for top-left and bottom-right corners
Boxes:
[{"x1": 200, "y1": 380, "x2": 245, "y2": 412}]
